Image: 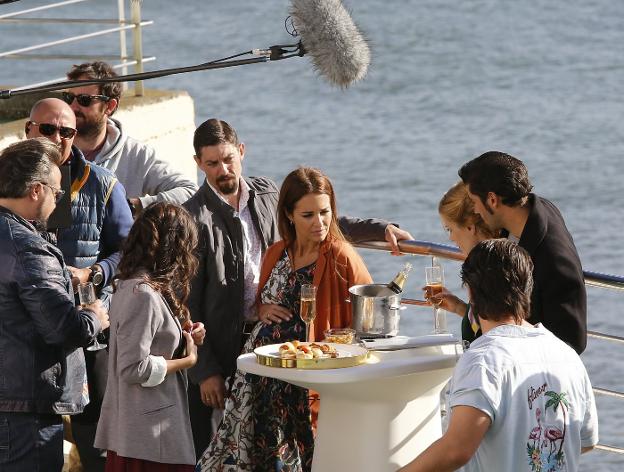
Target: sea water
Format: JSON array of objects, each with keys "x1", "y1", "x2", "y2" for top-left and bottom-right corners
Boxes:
[{"x1": 2, "y1": 0, "x2": 622, "y2": 469}]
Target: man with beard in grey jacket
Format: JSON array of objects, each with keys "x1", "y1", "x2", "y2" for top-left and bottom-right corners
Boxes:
[
  {"x1": 63, "y1": 61, "x2": 197, "y2": 216},
  {"x1": 185, "y1": 118, "x2": 414, "y2": 459}
]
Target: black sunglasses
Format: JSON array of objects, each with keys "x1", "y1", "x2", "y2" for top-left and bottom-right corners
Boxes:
[
  {"x1": 61, "y1": 92, "x2": 111, "y2": 107},
  {"x1": 27, "y1": 121, "x2": 77, "y2": 140},
  {"x1": 41, "y1": 182, "x2": 66, "y2": 203}
]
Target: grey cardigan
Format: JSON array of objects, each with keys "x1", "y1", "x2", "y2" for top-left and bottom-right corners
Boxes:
[{"x1": 94, "y1": 279, "x2": 195, "y2": 465}]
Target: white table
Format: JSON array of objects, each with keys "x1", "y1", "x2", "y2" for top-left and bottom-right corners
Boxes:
[{"x1": 237, "y1": 334, "x2": 461, "y2": 472}]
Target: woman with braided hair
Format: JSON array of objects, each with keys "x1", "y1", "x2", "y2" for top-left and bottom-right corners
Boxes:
[{"x1": 94, "y1": 202, "x2": 205, "y2": 471}]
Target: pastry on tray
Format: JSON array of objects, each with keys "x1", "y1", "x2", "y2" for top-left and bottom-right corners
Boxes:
[{"x1": 278, "y1": 340, "x2": 339, "y2": 359}]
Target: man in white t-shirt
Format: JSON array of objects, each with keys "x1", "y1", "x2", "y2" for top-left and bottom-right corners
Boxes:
[{"x1": 399, "y1": 239, "x2": 598, "y2": 472}]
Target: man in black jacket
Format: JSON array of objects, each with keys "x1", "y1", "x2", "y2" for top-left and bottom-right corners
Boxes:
[
  {"x1": 0, "y1": 139, "x2": 109, "y2": 472},
  {"x1": 184, "y1": 118, "x2": 413, "y2": 457},
  {"x1": 459, "y1": 151, "x2": 587, "y2": 354}
]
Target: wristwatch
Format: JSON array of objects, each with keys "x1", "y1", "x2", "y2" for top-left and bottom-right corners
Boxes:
[{"x1": 89, "y1": 264, "x2": 104, "y2": 288}]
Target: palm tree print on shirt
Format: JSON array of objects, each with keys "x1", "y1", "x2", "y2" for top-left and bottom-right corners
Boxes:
[{"x1": 526, "y1": 390, "x2": 569, "y2": 472}]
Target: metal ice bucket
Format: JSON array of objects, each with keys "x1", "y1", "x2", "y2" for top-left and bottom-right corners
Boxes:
[{"x1": 349, "y1": 284, "x2": 403, "y2": 337}]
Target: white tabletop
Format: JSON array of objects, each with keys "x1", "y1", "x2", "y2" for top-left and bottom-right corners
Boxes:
[{"x1": 237, "y1": 334, "x2": 462, "y2": 386}]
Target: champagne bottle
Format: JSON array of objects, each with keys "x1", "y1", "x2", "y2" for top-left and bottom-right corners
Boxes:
[{"x1": 387, "y1": 262, "x2": 412, "y2": 294}]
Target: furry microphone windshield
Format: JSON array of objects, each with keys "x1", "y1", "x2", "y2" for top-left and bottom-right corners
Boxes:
[{"x1": 290, "y1": 0, "x2": 371, "y2": 87}]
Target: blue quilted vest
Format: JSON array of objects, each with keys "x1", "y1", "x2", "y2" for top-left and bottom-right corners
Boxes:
[{"x1": 57, "y1": 147, "x2": 117, "y2": 269}]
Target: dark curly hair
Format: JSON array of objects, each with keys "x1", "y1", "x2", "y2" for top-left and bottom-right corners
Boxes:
[
  {"x1": 116, "y1": 202, "x2": 198, "y2": 324},
  {"x1": 459, "y1": 151, "x2": 533, "y2": 207},
  {"x1": 461, "y1": 239, "x2": 533, "y2": 324},
  {"x1": 67, "y1": 61, "x2": 122, "y2": 113}
]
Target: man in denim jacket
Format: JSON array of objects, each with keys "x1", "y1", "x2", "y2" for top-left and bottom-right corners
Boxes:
[
  {"x1": 26, "y1": 98, "x2": 134, "y2": 472},
  {"x1": 0, "y1": 139, "x2": 109, "y2": 472}
]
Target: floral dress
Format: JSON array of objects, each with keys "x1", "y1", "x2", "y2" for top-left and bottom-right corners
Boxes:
[{"x1": 197, "y1": 250, "x2": 315, "y2": 472}]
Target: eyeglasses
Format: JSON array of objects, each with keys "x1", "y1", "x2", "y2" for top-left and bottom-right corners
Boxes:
[
  {"x1": 27, "y1": 121, "x2": 77, "y2": 140},
  {"x1": 61, "y1": 92, "x2": 111, "y2": 107},
  {"x1": 41, "y1": 182, "x2": 66, "y2": 203}
]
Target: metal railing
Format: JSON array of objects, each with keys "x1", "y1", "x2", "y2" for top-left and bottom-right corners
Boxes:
[
  {"x1": 356, "y1": 239, "x2": 624, "y2": 291},
  {"x1": 0, "y1": 0, "x2": 154, "y2": 95},
  {"x1": 354, "y1": 239, "x2": 624, "y2": 455}
]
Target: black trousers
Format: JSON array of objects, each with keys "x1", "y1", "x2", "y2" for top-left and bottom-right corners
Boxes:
[
  {"x1": 72, "y1": 421, "x2": 106, "y2": 472},
  {"x1": 188, "y1": 382, "x2": 213, "y2": 460},
  {"x1": 72, "y1": 347, "x2": 108, "y2": 472},
  {"x1": 188, "y1": 326, "x2": 254, "y2": 459}
]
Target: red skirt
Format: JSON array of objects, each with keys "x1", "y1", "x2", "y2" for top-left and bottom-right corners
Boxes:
[{"x1": 105, "y1": 450, "x2": 195, "y2": 472}]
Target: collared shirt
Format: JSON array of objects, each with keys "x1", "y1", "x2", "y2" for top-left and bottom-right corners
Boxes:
[
  {"x1": 450, "y1": 324, "x2": 598, "y2": 472},
  {"x1": 206, "y1": 178, "x2": 262, "y2": 321}
]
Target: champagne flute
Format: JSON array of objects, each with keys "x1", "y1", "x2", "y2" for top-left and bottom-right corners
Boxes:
[
  {"x1": 78, "y1": 282, "x2": 107, "y2": 351},
  {"x1": 425, "y1": 263, "x2": 448, "y2": 334},
  {"x1": 300, "y1": 284, "x2": 317, "y2": 342}
]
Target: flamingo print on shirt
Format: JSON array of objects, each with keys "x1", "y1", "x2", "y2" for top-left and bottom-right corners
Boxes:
[
  {"x1": 528, "y1": 408, "x2": 543, "y2": 447},
  {"x1": 527, "y1": 388, "x2": 570, "y2": 472}
]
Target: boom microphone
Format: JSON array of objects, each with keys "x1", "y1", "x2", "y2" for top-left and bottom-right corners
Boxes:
[
  {"x1": 290, "y1": 0, "x2": 371, "y2": 87},
  {"x1": 0, "y1": 0, "x2": 371, "y2": 99}
]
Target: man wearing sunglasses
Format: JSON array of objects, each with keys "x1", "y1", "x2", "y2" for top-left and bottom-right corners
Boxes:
[
  {"x1": 0, "y1": 139, "x2": 110, "y2": 472},
  {"x1": 65, "y1": 61, "x2": 197, "y2": 215},
  {"x1": 26, "y1": 98, "x2": 133, "y2": 472}
]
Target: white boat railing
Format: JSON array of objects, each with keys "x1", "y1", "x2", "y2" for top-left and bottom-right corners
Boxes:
[
  {"x1": 354, "y1": 239, "x2": 624, "y2": 456},
  {"x1": 0, "y1": 0, "x2": 154, "y2": 95}
]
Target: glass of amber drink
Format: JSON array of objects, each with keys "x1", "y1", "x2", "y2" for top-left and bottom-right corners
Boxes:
[
  {"x1": 79, "y1": 282, "x2": 107, "y2": 351},
  {"x1": 425, "y1": 265, "x2": 447, "y2": 333},
  {"x1": 300, "y1": 284, "x2": 317, "y2": 342}
]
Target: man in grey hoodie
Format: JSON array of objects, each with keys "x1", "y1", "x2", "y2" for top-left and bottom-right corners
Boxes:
[{"x1": 63, "y1": 61, "x2": 197, "y2": 215}]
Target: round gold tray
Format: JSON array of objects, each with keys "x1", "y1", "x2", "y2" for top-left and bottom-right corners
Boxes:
[{"x1": 254, "y1": 343, "x2": 369, "y2": 369}]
